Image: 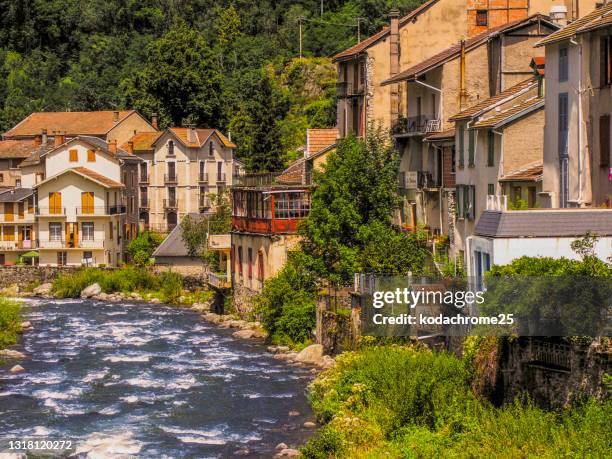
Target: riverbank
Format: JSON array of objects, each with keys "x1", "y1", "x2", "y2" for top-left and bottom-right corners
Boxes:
[{"x1": 300, "y1": 345, "x2": 612, "y2": 458}]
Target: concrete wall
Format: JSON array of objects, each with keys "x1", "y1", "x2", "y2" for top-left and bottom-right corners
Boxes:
[
  {"x1": 45, "y1": 141, "x2": 121, "y2": 181},
  {"x1": 107, "y1": 112, "x2": 156, "y2": 146}
]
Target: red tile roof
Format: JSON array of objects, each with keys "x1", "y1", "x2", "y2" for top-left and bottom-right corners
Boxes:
[
  {"x1": 3, "y1": 111, "x2": 142, "y2": 138},
  {"x1": 425, "y1": 129, "x2": 455, "y2": 141},
  {"x1": 382, "y1": 15, "x2": 555, "y2": 85},
  {"x1": 71, "y1": 167, "x2": 124, "y2": 188},
  {"x1": 120, "y1": 131, "x2": 162, "y2": 152},
  {"x1": 307, "y1": 128, "x2": 338, "y2": 156},
  {"x1": 167, "y1": 128, "x2": 236, "y2": 149},
  {"x1": 471, "y1": 94, "x2": 543, "y2": 128},
  {"x1": 499, "y1": 162, "x2": 543, "y2": 182},
  {"x1": 0, "y1": 139, "x2": 40, "y2": 159}
]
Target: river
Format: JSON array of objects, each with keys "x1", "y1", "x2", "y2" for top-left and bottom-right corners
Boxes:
[{"x1": 0, "y1": 298, "x2": 314, "y2": 458}]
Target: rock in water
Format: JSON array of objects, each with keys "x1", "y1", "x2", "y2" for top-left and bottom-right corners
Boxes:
[
  {"x1": 80, "y1": 283, "x2": 102, "y2": 299},
  {"x1": 294, "y1": 344, "x2": 324, "y2": 365},
  {"x1": 20, "y1": 321, "x2": 32, "y2": 330},
  {"x1": 10, "y1": 365, "x2": 24, "y2": 373},
  {"x1": 232, "y1": 329, "x2": 257, "y2": 339},
  {"x1": 303, "y1": 421, "x2": 316, "y2": 428},
  {"x1": 275, "y1": 448, "x2": 300, "y2": 458},
  {"x1": 33, "y1": 283, "x2": 53, "y2": 296},
  {"x1": 288, "y1": 410, "x2": 300, "y2": 417},
  {"x1": 0, "y1": 349, "x2": 26, "y2": 359},
  {"x1": 275, "y1": 443, "x2": 288, "y2": 451}
]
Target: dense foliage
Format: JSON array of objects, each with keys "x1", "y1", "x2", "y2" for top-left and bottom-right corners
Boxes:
[
  {"x1": 0, "y1": 0, "x2": 424, "y2": 170},
  {"x1": 302, "y1": 345, "x2": 612, "y2": 457},
  {"x1": 127, "y1": 231, "x2": 165, "y2": 266},
  {"x1": 0, "y1": 296, "x2": 21, "y2": 349}
]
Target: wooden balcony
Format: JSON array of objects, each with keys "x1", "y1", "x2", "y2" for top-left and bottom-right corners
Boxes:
[
  {"x1": 231, "y1": 216, "x2": 302, "y2": 234},
  {"x1": 336, "y1": 81, "x2": 364, "y2": 98}
]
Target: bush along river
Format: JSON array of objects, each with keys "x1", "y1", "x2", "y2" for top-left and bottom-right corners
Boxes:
[{"x1": 0, "y1": 298, "x2": 315, "y2": 457}]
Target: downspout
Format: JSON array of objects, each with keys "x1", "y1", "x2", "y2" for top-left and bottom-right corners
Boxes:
[
  {"x1": 460, "y1": 40, "x2": 467, "y2": 110},
  {"x1": 570, "y1": 37, "x2": 583, "y2": 205}
]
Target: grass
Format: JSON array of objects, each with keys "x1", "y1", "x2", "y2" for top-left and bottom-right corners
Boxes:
[
  {"x1": 302, "y1": 345, "x2": 611, "y2": 458},
  {"x1": 0, "y1": 296, "x2": 21, "y2": 349},
  {"x1": 51, "y1": 267, "x2": 198, "y2": 305}
]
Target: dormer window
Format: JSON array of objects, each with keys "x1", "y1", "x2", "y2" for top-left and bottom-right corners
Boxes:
[
  {"x1": 168, "y1": 140, "x2": 175, "y2": 156},
  {"x1": 209, "y1": 142, "x2": 214, "y2": 156}
]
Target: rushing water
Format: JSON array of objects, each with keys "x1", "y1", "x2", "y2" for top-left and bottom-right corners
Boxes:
[{"x1": 0, "y1": 298, "x2": 315, "y2": 458}]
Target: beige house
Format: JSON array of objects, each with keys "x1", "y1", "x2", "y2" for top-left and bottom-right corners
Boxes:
[
  {"x1": 124, "y1": 127, "x2": 242, "y2": 233},
  {"x1": 0, "y1": 188, "x2": 36, "y2": 265},
  {"x1": 537, "y1": 3, "x2": 612, "y2": 208}
]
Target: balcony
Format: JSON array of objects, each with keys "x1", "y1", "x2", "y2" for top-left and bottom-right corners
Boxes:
[
  {"x1": 163, "y1": 199, "x2": 179, "y2": 209},
  {"x1": 392, "y1": 116, "x2": 442, "y2": 137},
  {"x1": 199, "y1": 195, "x2": 211, "y2": 209},
  {"x1": 198, "y1": 172, "x2": 209, "y2": 183},
  {"x1": 398, "y1": 171, "x2": 441, "y2": 190},
  {"x1": 36, "y1": 207, "x2": 66, "y2": 217},
  {"x1": 108, "y1": 204, "x2": 126, "y2": 215},
  {"x1": 216, "y1": 173, "x2": 226, "y2": 183},
  {"x1": 139, "y1": 173, "x2": 149, "y2": 183},
  {"x1": 336, "y1": 81, "x2": 364, "y2": 98},
  {"x1": 75, "y1": 206, "x2": 125, "y2": 216},
  {"x1": 0, "y1": 240, "x2": 38, "y2": 250},
  {"x1": 0, "y1": 212, "x2": 36, "y2": 223},
  {"x1": 164, "y1": 173, "x2": 178, "y2": 184},
  {"x1": 39, "y1": 239, "x2": 104, "y2": 249},
  {"x1": 78, "y1": 239, "x2": 105, "y2": 249},
  {"x1": 139, "y1": 197, "x2": 150, "y2": 209}
]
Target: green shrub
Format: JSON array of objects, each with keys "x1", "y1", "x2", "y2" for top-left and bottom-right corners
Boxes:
[
  {"x1": 0, "y1": 297, "x2": 21, "y2": 348},
  {"x1": 52, "y1": 268, "x2": 103, "y2": 298},
  {"x1": 303, "y1": 345, "x2": 612, "y2": 457},
  {"x1": 159, "y1": 271, "x2": 183, "y2": 303},
  {"x1": 127, "y1": 231, "x2": 164, "y2": 266}
]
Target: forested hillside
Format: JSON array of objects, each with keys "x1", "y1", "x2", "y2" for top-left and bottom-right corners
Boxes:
[{"x1": 0, "y1": 0, "x2": 423, "y2": 170}]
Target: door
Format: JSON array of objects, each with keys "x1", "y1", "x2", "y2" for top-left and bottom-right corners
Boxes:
[
  {"x1": 167, "y1": 212, "x2": 177, "y2": 230},
  {"x1": 49, "y1": 192, "x2": 62, "y2": 214},
  {"x1": 81, "y1": 192, "x2": 94, "y2": 214},
  {"x1": 4, "y1": 203, "x2": 13, "y2": 222}
]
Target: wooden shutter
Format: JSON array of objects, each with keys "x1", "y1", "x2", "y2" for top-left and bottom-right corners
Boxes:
[
  {"x1": 65, "y1": 222, "x2": 70, "y2": 245},
  {"x1": 18, "y1": 202, "x2": 24, "y2": 218},
  {"x1": 3, "y1": 226, "x2": 14, "y2": 241},
  {"x1": 599, "y1": 114, "x2": 610, "y2": 167},
  {"x1": 73, "y1": 223, "x2": 78, "y2": 247},
  {"x1": 69, "y1": 149, "x2": 78, "y2": 162},
  {"x1": 4, "y1": 203, "x2": 13, "y2": 222},
  {"x1": 87, "y1": 149, "x2": 96, "y2": 162},
  {"x1": 49, "y1": 192, "x2": 61, "y2": 214},
  {"x1": 81, "y1": 192, "x2": 94, "y2": 214}
]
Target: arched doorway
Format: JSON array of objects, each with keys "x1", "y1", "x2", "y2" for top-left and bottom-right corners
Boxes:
[{"x1": 167, "y1": 212, "x2": 177, "y2": 231}]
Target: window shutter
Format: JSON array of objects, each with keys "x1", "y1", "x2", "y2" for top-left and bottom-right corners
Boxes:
[
  {"x1": 458, "y1": 128, "x2": 465, "y2": 167},
  {"x1": 468, "y1": 186, "x2": 476, "y2": 220},
  {"x1": 600, "y1": 114, "x2": 610, "y2": 167},
  {"x1": 601, "y1": 37, "x2": 610, "y2": 87},
  {"x1": 487, "y1": 130, "x2": 495, "y2": 166},
  {"x1": 468, "y1": 130, "x2": 475, "y2": 166},
  {"x1": 69, "y1": 149, "x2": 78, "y2": 162}
]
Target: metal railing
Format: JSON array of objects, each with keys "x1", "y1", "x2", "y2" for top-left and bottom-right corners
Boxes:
[
  {"x1": 163, "y1": 199, "x2": 179, "y2": 209},
  {"x1": 139, "y1": 173, "x2": 149, "y2": 183},
  {"x1": 392, "y1": 116, "x2": 442, "y2": 136},
  {"x1": 0, "y1": 240, "x2": 38, "y2": 250},
  {"x1": 198, "y1": 172, "x2": 209, "y2": 182},
  {"x1": 216, "y1": 173, "x2": 226, "y2": 183},
  {"x1": 208, "y1": 271, "x2": 231, "y2": 289},
  {"x1": 199, "y1": 195, "x2": 211, "y2": 208},
  {"x1": 164, "y1": 173, "x2": 178, "y2": 183},
  {"x1": 36, "y1": 207, "x2": 66, "y2": 216},
  {"x1": 139, "y1": 197, "x2": 149, "y2": 208},
  {"x1": 78, "y1": 239, "x2": 105, "y2": 249}
]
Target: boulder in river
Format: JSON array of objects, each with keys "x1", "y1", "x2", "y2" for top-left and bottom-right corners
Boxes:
[
  {"x1": 294, "y1": 344, "x2": 324, "y2": 365},
  {"x1": 80, "y1": 283, "x2": 102, "y2": 299},
  {"x1": 303, "y1": 421, "x2": 316, "y2": 428},
  {"x1": 275, "y1": 443, "x2": 288, "y2": 451},
  {"x1": 232, "y1": 329, "x2": 257, "y2": 339},
  {"x1": 275, "y1": 448, "x2": 300, "y2": 458},
  {"x1": 0, "y1": 349, "x2": 26, "y2": 359},
  {"x1": 33, "y1": 283, "x2": 53, "y2": 296},
  {"x1": 9, "y1": 364, "x2": 24, "y2": 373},
  {"x1": 20, "y1": 321, "x2": 32, "y2": 331}
]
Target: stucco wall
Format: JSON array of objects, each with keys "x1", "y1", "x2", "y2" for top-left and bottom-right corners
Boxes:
[{"x1": 45, "y1": 141, "x2": 121, "y2": 181}]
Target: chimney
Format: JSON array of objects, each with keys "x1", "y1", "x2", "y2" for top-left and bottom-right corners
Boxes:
[
  {"x1": 34, "y1": 133, "x2": 42, "y2": 146},
  {"x1": 41, "y1": 129, "x2": 48, "y2": 145},
  {"x1": 151, "y1": 113, "x2": 158, "y2": 130},
  {"x1": 389, "y1": 8, "x2": 400, "y2": 124},
  {"x1": 109, "y1": 139, "x2": 117, "y2": 154},
  {"x1": 113, "y1": 111, "x2": 120, "y2": 123},
  {"x1": 126, "y1": 141, "x2": 134, "y2": 155},
  {"x1": 550, "y1": 5, "x2": 568, "y2": 26},
  {"x1": 187, "y1": 125, "x2": 197, "y2": 144},
  {"x1": 54, "y1": 131, "x2": 66, "y2": 146}
]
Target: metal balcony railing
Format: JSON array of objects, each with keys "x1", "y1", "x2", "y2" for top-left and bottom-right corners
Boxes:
[
  {"x1": 392, "y1": 116, "x2": 442, "y2": 136},
  {"x1": 139, "y1": 197, "x2": 150, "y2": 208},
  {"x1": 36, "y1": 207, "x2": 66, "y2": 216},
  {"x1": 199, "y1": 195, "x2": 211, "y2": 209},
  {"x1": 0, "y1": 240, "x2": 38, "y2": 250},
  {"x1": 216, "y1": 173, "x2": 226, "y2": 183},
  {"x1": 139, "y1": 173, "x2": 149, "y2": 183},
  {"x1": 164, "y1": 173, "x2": 178, "y2": 184},
  {"x1": 163, "y1": 199, "x2": 179, "y2": 209},
  {"x1": 198, "y1": 172, "x2": 209, "y2": 183},
  {"x1": 336, "y1": 81, "x2": 364, "y2": 98}
]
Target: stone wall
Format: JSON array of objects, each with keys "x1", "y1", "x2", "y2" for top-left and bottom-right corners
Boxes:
[
  {"x1": 232, "y1": 282, "x2": 258, "y2": 318},
  {"x1": 0, "y1": 266, "x2": 86, "y2": 288},
  {"x1": 315, "y1": 287, "x2": 359, "y2": 354}
]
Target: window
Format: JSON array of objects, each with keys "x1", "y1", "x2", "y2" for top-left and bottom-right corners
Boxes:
[
  {"x1": 450, "y1": 147, "x2": 456, "y2": 173},
  {"x1": 9, "y1": 159, "x2": 20, "y2": 169},
  {"x1": 458, "y1": 127, "x2": 465, "y2": 168},
  {"x1": 4, "y1": 203, "x2": 13, "y2": 222},
  {"x1": 0, "y1": 174, "x2": 4, "y2": 183},
  {"x1": 257, "y1": 250, "x2": 264, "y2": 280},
  {"x1": 140, "y1": 163, "x2": 148, "y2": 181},
  {"x1": 15, "y1": 179, "x2": 21, "y2": 188},
  {"x1": 247, "y1": 248, "x2": 253, "y2": 279},
  {"x1": 558, "y1": 47, "x2": 568, "y2": 82},
  {"x1": 82, "y1": 222, "x2": 94, "y2": 241},
  {"x1": 599, "y1": 114, "x2": 610, "y2": 167},
  {"x1": 274, "y1": 192, "x2": 311, "y2": 219},
  {"x1": 18, "y1": 202, "x2": 24, "y2": 218},
  {"x1": 209, "y1": 142, "x2": 214, "y2": 156},
  {"x1": 3, "y1": 226, "x2": 14, "y2": 241},
  {"x1": 87, "y1": 149, "x2": 96, "y2": 162},
  {"x1": 487, "y1": 130, "x2": 495, "y2": 166},
  {"x1": 237, "y1": 246, "x2": 243, "y2": 277},
  {"x1": 476, "y1": 10, "x2": 488, "y2": 27},
  {"x1": 81, "y1": 191, "x2": 94, "y2": 214},
  {"x1": 49, "y1": 222, "x2": 62, "y2": 241},
  {"x1": 468, "y1": 129, "x2": 475, "y2": 167},
  {"x1": 167, "y1": 162, "x2": 176, "y2": 181},
  {"x1": 57, "y1": 251, "x2": 67, "y2": 266},
  {"x1": 558, "y1": 93, "x2": 569, "y2": 207},
  {"x1": 83, "y1": 251, "x2": 93, "y2": 266},
  {"x1": 528, "y1": 187, "x2": 536, "y2": 208},
  {"x1": 109, "y1": 221, "x2": 113, "y2": 239},
  {"x1": 168, "y1": 140, "x2": 175, "y2": 156},
  {"x1": 601, "y1": 36, "x2": 612, "y2": 87},
  {"x1": 456, "y1": 185, "x2": 475, "y2": 219},
  {"x1": 69, "y1": 149, "x2": 78, "y2": 162},
  {"x1": 487, "y1": 183, "x2": 495, "y2": 196},
  {"x1": 431, "y1": 93, "x2": 437, "y2": 119}
]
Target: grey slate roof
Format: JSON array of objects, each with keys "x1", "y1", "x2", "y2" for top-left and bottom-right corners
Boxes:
[
  {"x1": 475, "y1": 210, "x2": 612, "y2": 238},
  {"x1": 0, "y1": 188, "x2": 33, "y2": 202},
  {"x1": 153, "y1": 213, "x2": 205, "y2": 258}
]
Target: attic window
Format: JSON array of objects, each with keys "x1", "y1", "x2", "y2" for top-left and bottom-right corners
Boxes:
[
  {"x1": 209, "y1": 142, "x2": 214, "y2": 156},
  {"x1": 69, "y1": 149, "x2": 78, "y2": 162},
  {"x1": 476, "y1": 10, "x2": 488, "y2": 27},
  {"x1": 87, "y1": 149, "x2": 96, "y2": 162},
  {"x1": 168, "y1": 140, "x2": 175, "y2": 156}
]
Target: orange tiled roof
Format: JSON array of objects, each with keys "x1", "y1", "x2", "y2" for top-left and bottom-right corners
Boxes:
[
  {"x1": 425, "y1": 129, "x2": 455, "y2": 141},
  {"x1": 332, "y1": 0, "x2": 441, "y2": 62},
  {"x1": 537, "y1": 3, "x2": 612, "y2": 47},
  {"x1": 3, "y1": 111, "x2": 140, "y2": 138},
  {"x1": 450, "y1": 77, "x2": 538, "y2": 121},
  {"x1": 382, "y1": 15, "x2": 555, "y2": 85},
  {"x1": 0, "y1": 139, "x2": 40, "y2": 159},
  {"x1": 121, "y1": 131, "x2": 162, "y2": 152},
  {"x1": 72, "y1": 167, "x2": 124, "y2": 188},
  {"x1": 499, "y1": 162, "x2": 543, "y2": 182},
  {"x1": 307, "y1": 128, "x2": 338, "y2": 156},
  {"x1": 472, "y1": 94, "x2": 543, "y2": 128},
  {"x1": 168, "y1": 128, "x2": 237, "y2": 149}
]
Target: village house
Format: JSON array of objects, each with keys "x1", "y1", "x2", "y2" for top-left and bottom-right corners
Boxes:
[
  {"x1": 536, "y1": 2, "x2": 612, "y2": 208},
  {"x1": 380, "y1": 15, "x2": 556, "y2": 242},
  {"x1": 230, "y1": 129, "x2": 338, "y2": 310},
  {"x1": 449, "y1": 59, "x2": 546, "y2": 255},
  {"x1": 123, "y1": 126, "x2": 243, "y2": 233},
  {"x1": 0, "y1": 188, "x2": 36, "y2": 265}
]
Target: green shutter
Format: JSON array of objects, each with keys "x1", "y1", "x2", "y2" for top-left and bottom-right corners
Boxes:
[
  {"x1": 458, "y1": 127, "x2": 465, "y2": 168},
  {"x1": 468, "y1": 130, "x2": 475, "y2": 167},
  {"x1": 487, "y1": 130, "x2": 495, "y2": 167}
]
